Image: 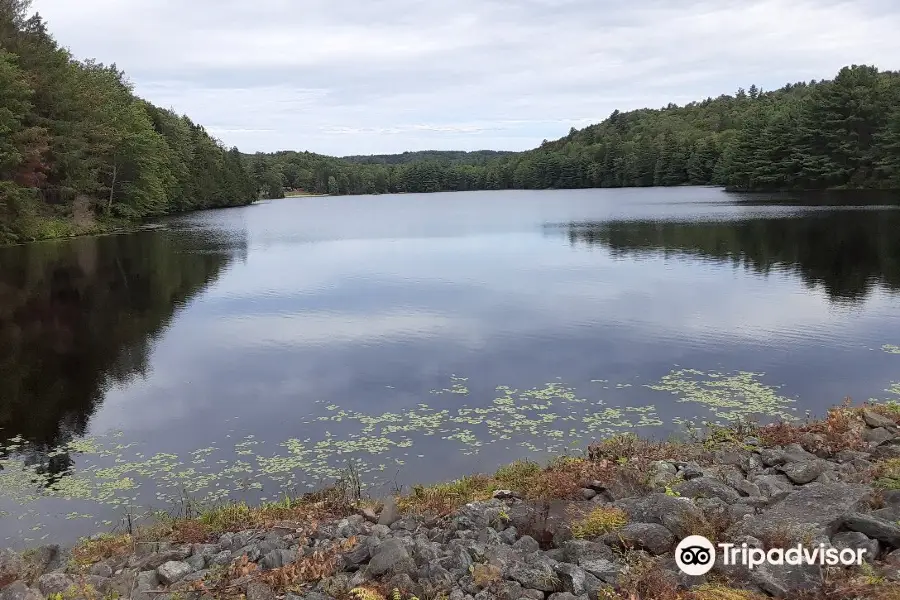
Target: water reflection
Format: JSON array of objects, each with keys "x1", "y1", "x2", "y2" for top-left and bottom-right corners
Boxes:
[
  {"x1": 0, "y1": 229, "x2": 247, "y2": 479},
  {"x1": 553, "y1": 210, "x2": 900, "y2": 302}
]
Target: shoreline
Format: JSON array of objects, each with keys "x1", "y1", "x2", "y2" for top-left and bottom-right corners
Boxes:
[{"x1": 2, "y1": 401, "x2": 899, "y2": 599}]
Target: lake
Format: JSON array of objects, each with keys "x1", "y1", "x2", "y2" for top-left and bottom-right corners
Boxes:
[{"x1": 2, "y1": 187, "x2": 900, "y2": 545}]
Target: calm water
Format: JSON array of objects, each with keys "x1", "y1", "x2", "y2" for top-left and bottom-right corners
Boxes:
[{"x1": 2, "y1": 187, "x2": 900, "y2": 545}]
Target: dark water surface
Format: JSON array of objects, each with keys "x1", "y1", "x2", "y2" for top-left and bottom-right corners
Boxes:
[{"x1": 2, "y1": 187, "x2": 900, "y2": 545}]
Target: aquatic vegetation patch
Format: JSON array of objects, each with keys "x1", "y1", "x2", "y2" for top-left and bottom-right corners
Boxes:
[
  {"x1": 882, "y1": 344, "x2": 900, "y2": 354},
  {"x1": 0, "y1": 368, "x2": 812, "y2": 541},
  {"x1": 645, "y1": 368, "x2": 797, "y2": 422}
]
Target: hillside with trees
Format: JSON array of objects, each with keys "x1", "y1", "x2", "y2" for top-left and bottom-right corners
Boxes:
[
  {"x1": 0, "y1": 0, "x2": 256, "y2": 244},
  {"x1": 249, "y1": 65, "x2": 900, "y2": 198}
]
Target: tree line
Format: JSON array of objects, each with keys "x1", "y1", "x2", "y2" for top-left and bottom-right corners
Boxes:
[
  {"x1": 249, "y1": 65, "x2": 900, "y2": 198},
  {"x1": 0, "y1": 0, "x2": 256, "y2": 244}
]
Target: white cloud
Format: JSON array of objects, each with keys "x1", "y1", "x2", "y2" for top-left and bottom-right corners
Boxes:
[{"x1": 30, "y1": 0, "x2": 900, "y2": 154}]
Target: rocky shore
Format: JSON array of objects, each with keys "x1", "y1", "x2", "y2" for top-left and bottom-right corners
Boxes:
[{"x1": 2, "y1": 403, "x2": 900, "y2": 600}]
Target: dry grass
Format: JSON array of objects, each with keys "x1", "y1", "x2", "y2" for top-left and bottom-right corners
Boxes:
[
  {"x1": 874, "y1": 458, "x2": 900, "y2": 490},
  {"x1": 690, "y1": 583, "x2": 767, "y2": 600},
  {"x1": 471, "y1": 564, "x2": 503, "y2": 588},
  {"x1": 614, "y1": 556, "x2": 684, "y2": 600},
  {"x1": 69, "y1": 533, "x2": 134, "y2": 568},
  {"x1": 756, "y1": 400, "x2": 869, "y2": 455},
  {"x1": 571, "y1": 506, "x2": 629, "y2": 539}
]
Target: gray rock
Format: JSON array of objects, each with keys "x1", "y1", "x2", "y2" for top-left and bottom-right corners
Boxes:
[
  {"x1": 751, "y1": 562, "x2": 823, "y2": 597},
  {"x1": 22, "y1": 545, "x2": 62, "y2": 575},
  {"x1": 343, "y1": 543, "x2": 370, "y2": 567},
  {"x1": 246, "y1": 582, "x2": 276, "y2": 600},
  {"x1": 604, "y1": 522, "x2": 675, "y2": 555},
  {"x1": 581, "y1": 488, "x2": 598, "y2": 501},
  {"x1": 874, "y1": 505, "x2": 900, "y2": 523},
  {"x1": 779, "y1": 460, "x2": 828, "y2": 485},
  {"x1": 863, "y1": 427, "x2": 896, "y2": 445},
  {"x1": 874, "y1": 440, "x2": 900, "y2": 460},
  {"x1": 232, "y1": 531, "x2": 254, "y2": 549},
  {"x1": 359, "y1": 507, "x2": 379, "y2": 523},
  {"x1": 89, "y1": 562, "x2": 114, "y2": 578},
  {"x1": 36, "y1": 573, "x2": 74, "y2": 596},
  {"x1": 366, "y1": 539, "x2": 415, "y2": 576},
  {"x1": 579, "y1": 558, "x2": 620, "y2": 584},
  {"x1": 512, "y1": 535, "x2": 541, "y2": 554},
  {"x1": 492, "y1": 490, "x2": 522, "y2": 500},
  {"x1": 0, "y1": 550, "x2": 24, "y2": 581},
  {"x1": 185, "y1": 553, "x2": 206, "y2": 571},
  {"x1": 136, "y1": 570, "x2": 160, "y2": 590},
  {"x1": 647, "y1": 461, "x2": 678, "y2": 488},
  {"x1": 554, "y1": 562, "x2": 586, "y2": 595},
  {"x1": 672, "y1": 477, "x2": 740, "y2": 503},
  {"x1": 547, "y1": 594, "x2": 584, "y2": 600},
  {"x1": 233, "y1": 544, "x2": 261, "y2": 562},
  {"x1": 261, "y1": 549, "x2": 297, "y2": 570},
  {"x1": 500, "y1": 526, "x2": 518, "y2": 544},
  {"x1": 510, "y1": 555, "x2": 560, "y2": 592},
  {"x1": 840, "y1": 513, "x2": 900, "y2": 548},
  {"x1": 681, "y1": 464, "x2": 704, "y2": 480},
  {"x1": 156, "y1": 561, "x2": 193, "y2": 585},
  {"x1": 885, "y1": 549, "x2": 900, "y2": 567},
  {"x1": 831, "y1": 531, "x2": 879, "y2": 561},
  {"x1": 759, "y1": 448, "x2": 788, "y2": 467},
  {"x1": 728, "y1": 503, "x2": 757, "y2": 521},
  {"x1": 783, "y1": 443, "x2": 819, "y2": 463},
  {"x1": 561, "y1": 540, "x2": 613, "y2": 564},
  {"x1": 882, "y1": 489, "x2": 900, "y2": 507},
  {"x1": 210, "y1": 550, "x2": 232, "y2": 566},
  {"x1": 378, "y1": 498, "x2": 401, "y2": 526},
  {"x1": 723, "y1": 472, "x2": 761, "y2": 497},
  {"x1": 862, "y1": 409, "x2": 897, "y2": 429},
  {"x1": 182, "y1": 570, "x2": 209, "y2": 584},
  {"x1": 0, "y1": 582, "x2": 41, "y2": 600},
  {"x1": 753, "y1": 474, "x2": 795, "y2": 498},
  {"x1": 218, "y1": 532, "x2": 234, "y2": 549},
  {"x1": 615, "y1": 493, "x2": 707, "y2": 538},
  {"x1": 735, "y1": 483, "x2": 872, "y2": 544}
]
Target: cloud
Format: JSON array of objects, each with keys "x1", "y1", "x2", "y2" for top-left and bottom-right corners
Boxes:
[{"x1": 31, "y1": 0, "x2": 900, "y2": 154}]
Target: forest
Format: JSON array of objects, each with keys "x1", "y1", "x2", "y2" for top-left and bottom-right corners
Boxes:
[
  {"x1": 0, "y1": 0, "x2": 256, "y2": 244},
  {"x1": 250, "y1": 65, "x2": 900, "y2": 198},
  {"x1": 3, "y1": 0, "x2": 899, "y2": 243}
]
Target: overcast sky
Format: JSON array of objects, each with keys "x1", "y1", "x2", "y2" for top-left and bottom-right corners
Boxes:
[{"x1": 30, "y1": 0, "x2": 900, "y2": 156}]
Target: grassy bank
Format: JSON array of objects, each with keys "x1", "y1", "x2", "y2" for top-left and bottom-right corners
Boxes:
[{"x1": 40, "y1": 399, "x2": 900, "y2": 600}]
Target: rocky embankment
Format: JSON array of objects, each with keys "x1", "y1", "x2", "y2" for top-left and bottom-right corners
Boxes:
[{"x1": 2, "y1": 406, "x2": 900, "y2": 600}]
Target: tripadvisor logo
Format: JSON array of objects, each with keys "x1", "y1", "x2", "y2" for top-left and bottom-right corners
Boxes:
[{"x1": 675, "y1": 535, "x2": 868, "y2": 576}]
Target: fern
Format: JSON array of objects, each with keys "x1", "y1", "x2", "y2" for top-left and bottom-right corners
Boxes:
[{"x1": 349, "y1": 588, "x2": 386, "y2": 600}]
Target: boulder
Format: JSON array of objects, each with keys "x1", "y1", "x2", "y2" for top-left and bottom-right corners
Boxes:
[
  {"x1": 0, "y1": 582, "x2": 41, "y2": 600},
  {"x1": 672, "y1": 477, "x2": 740, "y2": 503},
  {"x1": 603, "y1": 522, "x2": 674, "y2": 555},
  {"x1": 734, "y1": 483, "x2": 871, "y2": 544},
  {"x1": 751, "y1": 562, "x2": 823, "y2": 597},
  {"x1": 510, "y1": 554, "x2": 561, "y2": 593},
  {"x1": 366, "y1": 539, "x2": 415, "y2": 577},
  {"x1": 778, "y1": 460, "x2": 829, "y2": 485},
  {"x1": 840, "y1": 513, "x2": 900, "y2": 548},
  {"x1": 614, "y1": 493, "x2": 706, "y2": 539},
  {"x1": 862, "y1": 409, "x2": 897, "y2": 429},
  {"x1": 554, "y1": 562, "x2": 586, "y2": 595},
  {"x1": 863, "y1": 428, "x2": 896, "y2": 445},
  {"x1": 831, "y1": 531, "x2": 879, "y2": 561},
  {"x1": 156, "y1": 561, "x2": 193, "y2": 585},
  {"x1": 35, "y1": 573, "x2": 74, "y2": 596},
  {"x1": 377, "y1": 498, "x2": 401, "y2": 527}
]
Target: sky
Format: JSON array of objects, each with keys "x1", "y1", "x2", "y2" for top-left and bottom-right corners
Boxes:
[{"x1": 29, "y1": 0, "x2": 900, "y2": 156}]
